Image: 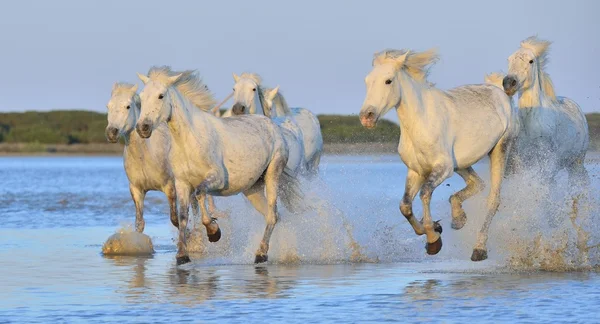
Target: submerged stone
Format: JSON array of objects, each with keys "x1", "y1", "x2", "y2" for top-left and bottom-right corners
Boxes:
[{"x1": 102, "y1": 230, "x2": 154, "y2": 256}]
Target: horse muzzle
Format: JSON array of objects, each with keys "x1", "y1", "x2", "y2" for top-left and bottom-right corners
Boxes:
[
  {"x1": 136, "y1": 122, "x2": 153, "y2": 138},
  {"x1": 359, "y1": 108, "x2": 378, "y2": 129},
  {"x1": 105, "y1": 126, "x2": 120, "y2": 143},
  {"x1": 502, "y1": 75, "x2": 518, "y2": 97},
  {"x1": 231, "y1": 103, "x2": 247, "y2": 115}
]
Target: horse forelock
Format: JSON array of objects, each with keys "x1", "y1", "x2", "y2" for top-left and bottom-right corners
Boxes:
[{"x1": 373, "y1": 48, "x2": 439, "y2": 83}]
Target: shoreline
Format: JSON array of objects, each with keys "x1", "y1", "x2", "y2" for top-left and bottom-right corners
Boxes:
[{"x1": 0, "y1": 142, "x2": 399, "y2": 156}]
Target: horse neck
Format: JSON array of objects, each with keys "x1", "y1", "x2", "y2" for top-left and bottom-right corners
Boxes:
[
  {"x1": 167, "y1": 88, "x2": 215, "y2": 149},
  {"x1": 395, "y1": 71, "x2": 430, "y2": 134},
  {"x1": 274, "y1": 93, "x2": 291, "y2": 116},
  {"x1": 518, "y1": 66, "x2": 553, "y2": 109}
]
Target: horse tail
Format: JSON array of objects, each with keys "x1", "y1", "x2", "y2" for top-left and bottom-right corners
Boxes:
[{"x1": 278, "y1": 168, "x2": 305, "y2": 214}]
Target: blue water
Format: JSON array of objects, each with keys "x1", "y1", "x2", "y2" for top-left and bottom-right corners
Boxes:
[{"x1": 1, "y1": 155, "x2": 599, "y2": 323}]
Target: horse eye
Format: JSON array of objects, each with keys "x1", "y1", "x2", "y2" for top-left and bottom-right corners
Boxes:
[
  {"x1": 252, "y1": 88, "x2": 256, "y2": 92},
  {"x1": 158, "y1": 94, "x2": 164, "y2": 99},
  {"x1": 529, "y1": 60, "x2": 534, "y2": 64},
  {"x1": 385, "y1": 79, "x2": 392, "y2": 85},
  {"x1": 126, "y1": 105, "x2": 131, "y2": 110},
  {"x1": 233, "y1": 88, "x2": 235, "y2": 91}
]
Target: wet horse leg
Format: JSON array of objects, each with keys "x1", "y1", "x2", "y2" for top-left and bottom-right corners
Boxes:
[
  {"x1": 420, "y1": 165, "x2": 453, "y2": 255},
  {"x1": 164, "y1": 182, "x2": 178, "y2": 228},
  {"x1": 195, "y1": 192, "x2": 221, "y2": 243},
  {"x1": 450, "y1": 167, "x2": 485, "y2": 230},
  {"x1": 129, "y1": 184, "x2": 146, "y2": 233},
  {"x1": 174, "y1": 183, "x2": 192, "y2": 265},
  {"x1": 471, "y1": 139, "x2": 510, "y2": 261},
  {"x1": 400, "y1": 169, "x2": 426, "y2": 235}
]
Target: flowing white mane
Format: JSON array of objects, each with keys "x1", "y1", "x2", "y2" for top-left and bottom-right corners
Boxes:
[
  {"x1": 520, "y1": 36, "x2": 557, "y2": 101},
  {"x1": 484, "y1": 72, "x2": 506, "y2": 89},
  {"x1": 239, "y1": 72, "x2": 262, "y2": 85},
  {"x1": 373, "y1": 48, "x2": 439, "y2": 83},
  {"x1": 112, "y1": 82, "x2": 141, "y2": 108},
  {"x1": 147, "y1": 66, "x2": 216, "y2": 111},
  {"x1": 266, "y1": 88, "x2": 291, "y2": 116}
]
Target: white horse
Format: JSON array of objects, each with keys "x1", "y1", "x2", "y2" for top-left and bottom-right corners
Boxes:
[
  {"x1": 502, "y1": 36, "x2": 589, "y2": 184},
  {"x1": 231, "y1": 73, "x2": 323, "y2": 176},
  {"x1": 359, "y1": 48, "x2": 519, "y2": 261},
  {"x1": 136, "y1": 66, "x2": 298, "y2": 264},
  {"x1": 230, "y1": 73, "x2": 306, "y2": 179},
  {"x1": 106, "y1": 83, "x2": 180, "y2": 232}
]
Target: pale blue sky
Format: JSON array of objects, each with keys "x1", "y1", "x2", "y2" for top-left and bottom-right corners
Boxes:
[{"x1": 0, "y1": 0, "x2": 598, "y2": 114}]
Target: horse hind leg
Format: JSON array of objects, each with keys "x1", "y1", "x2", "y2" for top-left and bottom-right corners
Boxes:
[
  {"x1": 471, "y1": 136, "x2": 511, "y2": 261},
  {"x1": 567, "y1": 157, "x2": 592, "y2": 260},
  {"x1": 450, "y1": 167, "x2": 485, "y2": 230},
  {"x1": 247, "y1": 156, "x2": 286, "y2": 263},
  {"x1": 129, "y1": 185, "x2": 146, "y2": 233}
]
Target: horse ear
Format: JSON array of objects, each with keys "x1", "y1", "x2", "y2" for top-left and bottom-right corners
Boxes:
[
  {"x1": 112, "y1": 82, "x2": 119, "y2": 92},
  {"x1": 394, "y1": 51, "x2": 410, "y2": 70},
  {"x1": 266, "y1": 86, "x2": 279, "y2": 101},
  {"x1": 232, "y1": 73, "x2": 240, "y2": 83},
  {"x1": 131, "y1": 84, "x2": 139, "y2": 93},
  {"x1": 167, "y1": 73, "x2": 182, "y2": 85},
  {"x1": 137, "y1": 73, "x2": 150, "y2": 85}
]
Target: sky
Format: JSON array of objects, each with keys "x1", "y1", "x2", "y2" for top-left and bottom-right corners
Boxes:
[{"x1": 0, "y1": 0, "x2": 598, "y2": 116}]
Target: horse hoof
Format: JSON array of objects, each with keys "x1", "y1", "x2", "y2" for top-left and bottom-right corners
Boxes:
[
  {"x1": 451, "y1": 212, "x2": 467, "y2": 230},
  {"x1": 254, "y1": 254, "x2": 268, "y2": 264},
  {"x1": 208, "y1": 227, "x2": 221, "y2": 243},
  {"x1": 425, "y1": 236, "x2": 443, "y2": 255},
  {"x1": 433, "y1": 220, "x2": 443, "y2": 234},
  {"x1": 471, "y1": 249, "x2": 488, "y2": 262},
  {"x1": 176, "y1": 255, "x2": 191, "y2": 265}
]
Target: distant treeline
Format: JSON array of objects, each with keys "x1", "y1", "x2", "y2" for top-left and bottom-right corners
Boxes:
[
  {"x1": 2, "y1": 110, "x2": 600, "y2": 149},
  {"x1": 0, "y1": 110, "x2": 399, "y2": 145}
]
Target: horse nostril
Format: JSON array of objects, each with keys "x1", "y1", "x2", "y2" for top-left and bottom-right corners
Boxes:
[
  {"x1": 511, "y1": 79, "x2": 517, "y2": 87},
  {"x1": 241, "y1": 106, "x2": 246, "y2": 112},
  {"x1": 366, "y1": 111, "x2": 374, "y2": 119},
  {"x1": 141, "y1": 124, "x2": 150, "y2": 132}
]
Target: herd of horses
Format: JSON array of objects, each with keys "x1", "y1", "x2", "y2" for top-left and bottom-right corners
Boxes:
[{"x1": 105, "y1": 36, "x2": 589, "y2": 265}]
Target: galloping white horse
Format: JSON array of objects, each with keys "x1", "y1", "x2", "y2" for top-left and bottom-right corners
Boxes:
[
  {"x1": 136, "y1": 66, "x2": 296, "y2": 264},
  {"x1": 359, "y1": 48, "x2": 519, "y2": 261},
  {"x1": 106, "y1": 83, "x2": 180, "y2": 232},
  {"x1": 231, "y1": 73, "x2": 324, "y2": 176},
  {"x1": 502, "y1": 36, "x2": 589, "y2": 184},
  {"x1": 230, "y1": 73, "x2": 306, "y2": 178}
]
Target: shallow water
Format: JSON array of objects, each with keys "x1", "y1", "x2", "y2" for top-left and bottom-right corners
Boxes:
[{"x1": 1, "y1": 155, "x2": 599, "y2": 322}]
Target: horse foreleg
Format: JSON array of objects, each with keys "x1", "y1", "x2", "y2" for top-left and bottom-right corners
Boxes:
[
  {"x1": 420, "y1": 165, "x2": 453, "y2": 255},
  {"x1": 195, "y1": 192, "x2": 221, "y2": 243},
  {"x1": 400, "y1": 169, "x2": 426, "y2": 236},
  {"x1": 164, "y1": 182, "x2": 178, "y2": 228},
  {"x1": 174, "y1": 183, "x2": 192, "y2": 265},
  {"x1": 471, "y1": 140, "x2": 510, "y2": 261},
  {"x1": 450, "y1": 167, "x2": 485, "y2": 230},
  {"x1": 129, "y1": 184, "x2": 146, "y2": 233}
]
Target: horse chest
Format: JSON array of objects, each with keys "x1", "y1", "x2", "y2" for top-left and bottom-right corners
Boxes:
[{"x1": 398, "y1": 136, "x2": 441, "y2": 174}]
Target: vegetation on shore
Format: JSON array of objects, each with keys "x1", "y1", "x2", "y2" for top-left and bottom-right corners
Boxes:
[{"x1": 1, "y1": 110, "x2": 600, "y2": 153}]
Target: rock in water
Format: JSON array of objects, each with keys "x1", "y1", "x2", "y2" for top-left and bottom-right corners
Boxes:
[{"x1": 102, "y1": 229, "x2": 154, "y2": 256}]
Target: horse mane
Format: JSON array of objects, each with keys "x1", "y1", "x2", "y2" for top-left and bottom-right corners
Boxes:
[
  {"x1": 373, "y1": 48, "x2": 439, "y2": 83},
  {"x1": 269, "y1": 88, "x2": 291, "y2": 115},
  {"x1": 484, "y1": 72, "x2": 506, "y2": 89},
  {"x1": 112, "y1": 82, "x2": 141, "y2": 109},
  {"x1": 240, "y1": 72, "x2": 262, "y2": 85},
  {"x1": 520, "y1": 36, "x2": 557, "y2": 102},
  {"x1": 147, "y1": 66, "x2": 216, "y2": 111}
]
